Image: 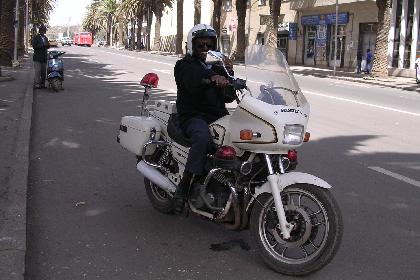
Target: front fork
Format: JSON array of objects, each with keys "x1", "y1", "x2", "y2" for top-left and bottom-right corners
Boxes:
[{"x1": 265, "y1": 155, "x2": 293, "y2": 240}]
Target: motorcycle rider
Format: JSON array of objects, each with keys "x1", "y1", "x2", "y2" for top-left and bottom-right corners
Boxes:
[{"x1": 173, "y1": 24, "x2": 236, "y2": 214}]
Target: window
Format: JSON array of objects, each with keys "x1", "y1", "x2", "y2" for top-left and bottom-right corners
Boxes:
[
  {"x1": 259, "y1": 0, "x2": 267, "y2": 6},
  {"x1": 223, "y1": 0, "x2": 232, "y2": 12}
]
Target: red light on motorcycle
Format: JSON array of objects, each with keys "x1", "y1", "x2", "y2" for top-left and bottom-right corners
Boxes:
[
  {"x1": 287, "y1": 149, "x2": 298, "y2": 162},
  {"x1": 240, "y1": 129, "x2": 253, "y2": 140},
  {"x1": 140, "y1": 73, "x2": 159, "y2": 88},
  {"x1": 304, "y1": 132, "x2": 310, "y2": 142},
  {"x1": 215, "y1": 146, "x2": 236, "y2": 160}
]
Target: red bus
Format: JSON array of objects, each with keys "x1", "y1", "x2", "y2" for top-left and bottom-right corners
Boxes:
[
  {"x1": 73, "y1": 33, "x2": 79, "y2": 45},
  {"x1": 74, "y1": 32, "x2": 93, "y2": 47}
]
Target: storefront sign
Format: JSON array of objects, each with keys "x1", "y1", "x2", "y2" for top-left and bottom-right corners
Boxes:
[
  {"x1": 278, "y1": 22, "x2": 289, "y2": 32},
  {"x1": 302, "y1": 12, "x2": 349, "y2": 25},
  {"x1": 288, "y1": 23, "x2": 298, "y2": 40}
]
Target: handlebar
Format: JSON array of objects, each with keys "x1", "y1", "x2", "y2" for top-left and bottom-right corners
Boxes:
[{"x1": 201, "y1": 77, "x2": 247, "y2": 104}]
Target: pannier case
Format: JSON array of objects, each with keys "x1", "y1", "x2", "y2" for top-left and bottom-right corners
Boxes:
[{"x1": 118, "y1": 116, "x2": 161, "y2": 155}]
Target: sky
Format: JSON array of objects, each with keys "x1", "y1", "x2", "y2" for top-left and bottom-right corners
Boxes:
[{"x1": 49, "y1": 0, "x2": 93, "y2": 26}]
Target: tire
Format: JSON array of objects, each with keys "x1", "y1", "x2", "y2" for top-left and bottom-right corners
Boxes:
[
  {"x1": 250, "y1": 184, "x2": 343, "y2": 276},
  {"x1": 144, "y1": 178, "x2": 174, "y2": 214},
  {"x1": 50, "y1": 78, "x2": 61, "y2": 92}
]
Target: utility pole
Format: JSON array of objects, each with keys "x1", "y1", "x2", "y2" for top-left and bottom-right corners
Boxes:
[
  {"x1": 25, "y1": 0, "x2": 29, "y2": 51},
  {"x1": 333, "y1": 0, "x2": 338, "y2": 76},
  {"x1": 13, "y1": 0, "x2": 20, "y2": 66}
]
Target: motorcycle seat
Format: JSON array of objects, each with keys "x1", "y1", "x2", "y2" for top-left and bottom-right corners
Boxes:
[{"x1": 167, "y1": 114, "x2": 192, "y2": 147}]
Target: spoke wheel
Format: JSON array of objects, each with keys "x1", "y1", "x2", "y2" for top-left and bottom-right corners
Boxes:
[
  {"x1": 144, "y1": 178, "x2": 174, "y2": 214},
  {"x1": 250, "y1": 184, "x2": 343, "y2": 276}
]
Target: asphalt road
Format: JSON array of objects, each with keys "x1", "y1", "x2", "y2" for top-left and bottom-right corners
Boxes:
[{"x1": 25, "y1": 46, "x2": 420, "y2": 280}]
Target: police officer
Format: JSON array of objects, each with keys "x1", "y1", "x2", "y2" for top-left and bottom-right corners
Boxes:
[{"x1": 173, "y1": 24, "x2": 236, "y2": 214}]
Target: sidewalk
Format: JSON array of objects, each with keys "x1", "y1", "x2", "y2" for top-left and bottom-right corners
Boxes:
[
  {"x1": 0, "y1": 55, "x2": 34, "y2": 280},
  {"x1": 290, "y1": 65, "x2": 420, "y2": 93}
]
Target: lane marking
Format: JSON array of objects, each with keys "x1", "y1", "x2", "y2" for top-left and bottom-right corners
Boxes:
[
  {"x1": 152, "y1": 69, "x2": 171, "y2": 74},
  {"x1": 303, "y1": 90, "x2": 420, "y2": 117},
  {"x1": 368, "y1": 166, "x2": 420, "y2": 188}
]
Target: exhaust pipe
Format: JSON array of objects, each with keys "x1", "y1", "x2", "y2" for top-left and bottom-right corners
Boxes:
[{"x1": 137, "y1": 161, "x2": 177, "y2": 194}]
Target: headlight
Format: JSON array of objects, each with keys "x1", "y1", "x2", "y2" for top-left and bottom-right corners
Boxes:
[{"x1": 283, "y1": 124, "x2": 304, "y2": 145}]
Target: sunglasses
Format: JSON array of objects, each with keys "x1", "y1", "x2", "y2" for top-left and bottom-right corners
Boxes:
[{"x1": 196, "y1": 42, "x2": 215, "y2": 49}]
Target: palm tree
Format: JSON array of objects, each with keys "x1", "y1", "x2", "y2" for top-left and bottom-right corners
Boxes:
[
  {"x1": 175, "y1": 0, "x2": 183, "y2": 54},
  {"x1": 371, "y1": 0, "x2": 392, "y2": 78},
  {"x1": 212, "y1": 0, "x2": 222, "y2": 38},
  {"x1": 266, "y1": 0, "x2": 281, "y2": 48},
  {"x1": 83, "y1": 1, "x2": 106, "y2": 39},
  {"x1": 194, "y1": 0, "x2": 201, "y2": 25},
  {"x1": 101, "y1": 0, "x2": 117, "y2": 46},
  {"x1": 234, "y1": 0, "x2": 247, "y2": 61},
  {"x1": 0, "y1": 0, "x2": 16, "y2": 66}
]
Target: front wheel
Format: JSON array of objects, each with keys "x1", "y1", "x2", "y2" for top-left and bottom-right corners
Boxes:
[
  {"x1": 144, "y1": 178, "x2": 174, "y2": 214},
  {"x1": 250, "y1": 184, "x2": 343, "y2": 276}
]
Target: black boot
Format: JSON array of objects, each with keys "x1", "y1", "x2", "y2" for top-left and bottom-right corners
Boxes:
[{"x1": 173, "y1": 172, "x2": 193, "y2": 215}]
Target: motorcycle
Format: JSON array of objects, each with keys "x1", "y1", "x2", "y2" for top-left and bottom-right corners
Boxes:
[
  {"x1": 117, "y1": 45, "x2": 343, "y2": 275},
  {"x1": 47, "y1": 50, "x2": 65, "y2": 92}
]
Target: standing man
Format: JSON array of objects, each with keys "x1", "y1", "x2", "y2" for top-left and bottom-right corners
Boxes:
[
  {"x1": 366, "y1": 49, "x2": 373, "y2": 74},
  {"x1": 32, "y1": 24, "x2": 49, "y2": 89},
  {"x1": 356, "y1": 50, "x2": 362, "y2": 74}
]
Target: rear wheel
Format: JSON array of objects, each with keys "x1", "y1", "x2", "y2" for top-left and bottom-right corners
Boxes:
[
  {"x1": 250, "y1": 184, "x2": 343, "y2": 276},
  {"x1": 144, "y1": 178, "x2": 174, "y2": 214},
  {"x1": 50, "y1": 78, "x2": 61, "y2": 92}
]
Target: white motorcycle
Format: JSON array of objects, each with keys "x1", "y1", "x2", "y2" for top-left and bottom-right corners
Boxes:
[{"x1": 117, "y1": 45, "x2": 343, "y2": 275}]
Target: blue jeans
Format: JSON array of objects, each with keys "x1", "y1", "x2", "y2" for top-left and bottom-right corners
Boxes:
[{"x1": 181, "y1": 118, "x2": 215, "y2": 175}]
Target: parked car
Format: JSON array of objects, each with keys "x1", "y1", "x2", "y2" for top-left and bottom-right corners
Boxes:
[
  {"x1": 61, "y1": 37, "x2": 73, "y2": 46},
  {"x1": 96, "y1": 40, "x2": 105, "y2": 47},
  {"x1": 48, "y1": 38, "x2": 59, "y2": 48}
]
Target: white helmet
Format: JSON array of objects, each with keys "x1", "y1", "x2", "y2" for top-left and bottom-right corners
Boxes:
[{"x1": 186, "y1": 24, "x2": 218, "y2": 55}]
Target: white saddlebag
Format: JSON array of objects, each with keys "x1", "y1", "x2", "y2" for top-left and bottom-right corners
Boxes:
[{"x1": 118, "y1": 116, "x2": 161, "y2": 156}]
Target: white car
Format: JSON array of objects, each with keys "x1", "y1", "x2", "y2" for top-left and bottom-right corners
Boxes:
[{"x1": 61, "y1": 37, "x2": 73, "y2": 46}]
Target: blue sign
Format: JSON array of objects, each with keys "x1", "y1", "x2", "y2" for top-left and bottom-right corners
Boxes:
[
  {"x1": 288, "y1": 23, "x2": 298, "y2": 40},
  {"x1": 302, "y1": 13, "x2": 349, "y2": 25}
]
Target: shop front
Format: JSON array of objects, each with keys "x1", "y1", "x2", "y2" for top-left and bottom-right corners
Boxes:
[{"x1": 301, "y1": 12, "x2": 349, "y2": 67}]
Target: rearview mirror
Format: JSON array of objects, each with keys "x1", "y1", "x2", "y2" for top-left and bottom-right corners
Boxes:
[{"x1": 205, "y1": 50, "x2": 224, "y2": 65}]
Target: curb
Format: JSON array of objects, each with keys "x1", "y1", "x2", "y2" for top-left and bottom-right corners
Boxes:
[{"x1": 0, "y1": 59, "x2": 34, "y2": 280}]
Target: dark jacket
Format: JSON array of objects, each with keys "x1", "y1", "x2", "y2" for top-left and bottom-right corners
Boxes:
[
  {"x1": 32, "y1": 34, "x2": 50, "y2": 62},
  {"x1": 174, "y1": 54, "x2": 236, "y2": 124}
]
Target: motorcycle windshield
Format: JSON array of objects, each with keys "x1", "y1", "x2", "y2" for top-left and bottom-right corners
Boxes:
[{"x1": 245, "y1": 45, "x2": 307, "y2": 107}]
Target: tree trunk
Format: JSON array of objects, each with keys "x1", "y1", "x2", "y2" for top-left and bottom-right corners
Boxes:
[
  {"x1": 212, "y1": 0, "x2": 222, "y2": 39},
  {"x1": 0, "y1": 0, "x2": 14, "y2": 66},
  {"x1": 153, "y1": 15, "x2": 162, "y2": 51},
  {"x1": 371, "y1": 0, "x2": 391, "y2": 78},
  {"x1": 233, "y1": 0, "x2": 247, "y2": 61},
  {"x1": 194, "y1": 0, "x2": 201, "y2": 25},
  {"x1": 130, "y1": 17, "x2": 136, "y2": 49},
  {"x1": 175, "y1": 0, "x2": 184, "y2": 54},
  {"x1": 146, "y1": 7, "x2": 152, "y2": 51},
  {"x1": 18, "y1": 0, "x2": 25, "y2": 56},
  {"x1": 106, "y1": 13, "x2": 112, "y2": 45},
  {"x1": 266, "y1": 0, "x2": 281, "y2": 48},
  {"x1": 118, "y1": 19, "x2": 124, "y2": 48},
  {"x1": 136, "y1": 4, "x2": 144, "y2": 50}
]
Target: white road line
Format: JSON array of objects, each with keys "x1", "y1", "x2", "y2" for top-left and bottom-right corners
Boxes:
[
  {"x1": 303, "y1": 90, "x2": 420, "y2": 117},
  {"x1": 368, "y1": 166, "x2": 420, "y2": 188}
]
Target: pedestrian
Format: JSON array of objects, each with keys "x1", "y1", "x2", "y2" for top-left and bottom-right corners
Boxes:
[
  {"x1": 32, "y1": 24, "x2": 50, "y2": 89},
  {"x1": 366, "y1": 48, "x2": 373, "y2": 74},
  {"x1": 356, "y1": 50, "x2": 362, "y2": 74}
]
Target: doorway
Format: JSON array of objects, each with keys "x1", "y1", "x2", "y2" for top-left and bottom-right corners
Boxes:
[
  {"x1": 304, "y1": 25, "x2": 316, "y2": 65},
  {"x1": 329, "y1": 25, "x2": 346, "y2": 67}
]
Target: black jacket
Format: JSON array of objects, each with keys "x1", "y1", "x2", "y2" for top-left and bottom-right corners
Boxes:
[
  {"x1": 174, "y1": 54, "x2": 236, "y2": 124},
  {"x1": 32, "y1": 34, "x2": 50, "y2": 62}
]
